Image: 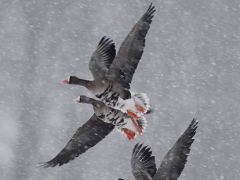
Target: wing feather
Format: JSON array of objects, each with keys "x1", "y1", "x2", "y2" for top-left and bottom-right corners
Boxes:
[
  {"x1": 107, "y1": 4, "x2": 156, "y2": 89},
  {"x1": 131, "y1": 143, "x2": 157, "y2": 180},
  {"x1": 89, "y1": 36, "x2": 116, "y2": 79},
  {"x1": 39, "y1": 114, "x2": 114, "y2": 167},
  {"x1": 152, "y1": 118, "x2": 198, "y2": 180}
]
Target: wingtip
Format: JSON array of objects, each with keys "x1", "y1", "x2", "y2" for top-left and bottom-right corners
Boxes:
[
  {"x1": 148, "y1": 2, "x2": 156, "y2": 13},
  {"x1": 37, "y1": 155, "x2": 68, "y2": 168},
  {"x1": 140, "y1": 4, "x2": 156, "y2": 28},
  {"x1": 180, "y1": 118, "x2": 199, "y2": 148},
  {"x1": 132, "y1": 142, "x2": 143, "y2": 156},
  {"x1": 132, "y1": 142, "x2": 151, "y2": 158},
  {"x1": 95, "y1": 36, "x2": 116, "y2": 69},
  {"x1": 37, "y1": 162, "x2": 52, "y2": 168},
  {"x1": 190, "y1": 118, "x2": 199, "y2": 131}
]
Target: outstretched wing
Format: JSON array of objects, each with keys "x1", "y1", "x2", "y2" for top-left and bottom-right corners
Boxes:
[
  {"x1": 40, "y1": 114, "x2": 114, "y2": 167},
  {"x1": 89, "y1": 36, "x2": 116, "y2": 79},
  {"x1": 153, "y1": 118, "x2": 198, "y2": 180},
  {"x1": 106, "y1": 4, "x2": 156, "y2": 89},
  {"x1": 131, "y1": 143, "x2": 157, "y2": 180}
]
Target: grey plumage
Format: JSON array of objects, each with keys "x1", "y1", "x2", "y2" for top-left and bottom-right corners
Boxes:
[
  {"x1": 47, "y1": 3, "x2": 154, "y2": 168},
  {"x1": 89, "y1": 37, "x2": 116, "y2": 79},
  {"x1": 40, "y1": 114, "x2": 114, "y2": 168},
  {"x1": 64, "y1": 4, "x2": 155, "y2": 112},
  {"x1": 131, "y1": 143, "x2": 157, "y2": 180},
  {"x1": 77, "y1": 95, "x2": 147, "y2": 137},
  {"x1": 106, "y1": 3, "x2": 156, "y2": 89},
  {"x1": 129, "y1": 118, "x2": 198, "y2": 180}
]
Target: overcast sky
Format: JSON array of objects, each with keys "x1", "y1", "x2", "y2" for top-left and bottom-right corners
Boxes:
[{"x1": 0, "y1": 0, "x2": 240, "y2": 179}]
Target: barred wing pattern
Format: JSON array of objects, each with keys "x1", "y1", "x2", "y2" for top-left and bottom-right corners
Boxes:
[
  {"x1": 131, "y1": 143, "x2": 157, "y2": 180},
  {"x1": 89, "y1": 37, "x2": 116, "y2": 79}
]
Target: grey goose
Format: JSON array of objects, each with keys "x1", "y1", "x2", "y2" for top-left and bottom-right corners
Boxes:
[
  {"x1": 62, "y1": 4, "x2": 155, "y2": 120},
  {"x1": 119, "y1": 118, "x2": 198, "y2": 180},
  {"x1": 40, "y1": 38, "x2": 116, "y2": 167},
  {"x1": 41, "y1": 4, "x2": 155, "y2": 167},
  {"x1": 74, "y1": 95, "x2": 147, "y2": 140}
]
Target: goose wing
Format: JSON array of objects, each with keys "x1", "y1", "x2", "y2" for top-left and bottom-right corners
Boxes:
[
  {"x1": 106, "y1": 4, "x2": 155, "y2": 89},
  {"x1": 89, "y1": 36, "x2": 116, "y2": 79},
  {"x1": 131, "y1": 143, "x2": 157, "y2": 180},
  {"x1": 152, "y1": 118, "x2": 198, "y2": 180},
  {"x1": 40, "y1": 114, "x2": 114, "y2": 167}
]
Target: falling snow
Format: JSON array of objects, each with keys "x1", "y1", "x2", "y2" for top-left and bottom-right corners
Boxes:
[{"x1": 0, "y1": 0, "x2": 240, "y2": 180}]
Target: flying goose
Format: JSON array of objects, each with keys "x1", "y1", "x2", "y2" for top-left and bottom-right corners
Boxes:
[
  {"x1": 40, "y1": 37, "x2": 117, "y2": 168},
  {"x1": 62, "y1": 4, "x2": 155, "y2": 120},
  {"x1": 74, "y1": 95, "x2": 147, "y2": 140},
  {"x1": 119, "y1": 118, "x2": 198, "y2": 180}
]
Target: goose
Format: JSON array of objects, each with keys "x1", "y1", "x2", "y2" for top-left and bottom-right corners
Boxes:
[
  {"x1": 40, "y1": 114, "x2": 114, "y2": 167},
  {"x1": 119, "y1": 118, "x2": 198, "y2": 180},
  {"x1": 74, "y1": 95, "x2": 147, "y2": 140},
  {"x1": 62, "y1": 4, "x2": 155, "y2": 120},
  {"x1": 40, "y1": 101, "x2": 150, "y2": 168}
]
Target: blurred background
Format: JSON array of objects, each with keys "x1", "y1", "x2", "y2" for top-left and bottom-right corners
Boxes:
[{"x1": 0, "y1": 0, "x2": 240, "y2": 179}]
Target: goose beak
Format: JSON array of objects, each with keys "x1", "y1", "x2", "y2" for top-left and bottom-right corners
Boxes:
[
  {"x1": 62, "y1": 77, "x2": 69, "y2": 83},
  {"x1": 74, "y1": 97, "x2": 80, "y2": 103}
]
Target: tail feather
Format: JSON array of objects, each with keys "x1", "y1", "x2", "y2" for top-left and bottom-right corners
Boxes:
[
  {"x1": 133, "y1": 93, "x2": 150, "y2": 114},
  {"x1": 136, "y1": 116, "x2": 147, "y2": 132}
]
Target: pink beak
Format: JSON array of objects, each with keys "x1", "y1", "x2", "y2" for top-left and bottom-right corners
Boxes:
[
  {"x1": 62, "y1": 78, "x2": 69, "y2": 84},
  {"x1": 74, "y1": 97, "x2": 80, "y2": 103}
]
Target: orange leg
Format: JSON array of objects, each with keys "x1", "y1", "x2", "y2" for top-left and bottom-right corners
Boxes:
[
  {"x1": 127, "y1": 110, "x2": 139, "y2": 120},
  {"x1": 130, "y1": 117, "x2": 142, "y2": 135},
  {"x1": 135, "y1": 104, "x2": 145, "y2": 113},
  {"x1": 122, "y1": 128, "x2": 135, "y2": 140}
]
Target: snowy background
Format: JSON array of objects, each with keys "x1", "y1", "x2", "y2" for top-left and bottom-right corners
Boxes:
[{"x1": 1, "y1": 0, "x2": 240, "y2": 179}]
